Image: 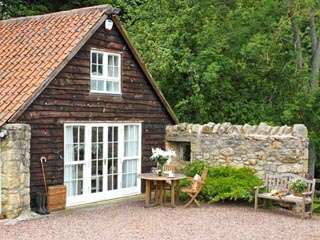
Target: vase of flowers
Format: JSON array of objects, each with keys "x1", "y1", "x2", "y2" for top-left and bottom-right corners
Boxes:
[
  {"x1": 289, "y1": 179, "x2": 308, "y2": 197},
  {"x1": 150, "y1": 148, "x2": 175, "y2": 176}
]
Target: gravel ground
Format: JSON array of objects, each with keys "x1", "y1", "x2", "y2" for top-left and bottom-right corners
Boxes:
[{"x1": 0, "y1": 200, "x2": 319, "y2": 240}]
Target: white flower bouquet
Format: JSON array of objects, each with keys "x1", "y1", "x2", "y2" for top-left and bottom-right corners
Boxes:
[{"x1": 150, "y1": 148, "x2": 175, "y2": 174}]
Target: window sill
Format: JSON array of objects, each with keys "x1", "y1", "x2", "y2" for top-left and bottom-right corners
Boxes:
[{"x1": 90, "y1": 91, "x2": 122, "y2": 97}]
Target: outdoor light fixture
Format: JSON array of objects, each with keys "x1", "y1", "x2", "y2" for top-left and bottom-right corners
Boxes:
[
  {"x1": 105, "y1": 19, "x2": 114, "y2": 32},
  {"x1": 105, "y1": 8, "x2": 122, "y2": 32}
]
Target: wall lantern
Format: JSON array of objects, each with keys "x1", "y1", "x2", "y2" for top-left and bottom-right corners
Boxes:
[{"x1": 105, "y1": 19, "x2": 114, "y2": 32}]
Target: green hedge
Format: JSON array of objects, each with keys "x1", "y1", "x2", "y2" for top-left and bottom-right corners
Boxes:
[{"x1": 181, "y1": 161, "x2": 263, "y2": 202}]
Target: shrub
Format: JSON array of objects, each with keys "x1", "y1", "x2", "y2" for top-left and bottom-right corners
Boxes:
[{"x1": 182, "y1": 161, "x2": 263, "y2": 202}]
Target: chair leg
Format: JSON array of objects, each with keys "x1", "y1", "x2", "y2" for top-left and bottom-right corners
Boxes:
[
  {"x1": 194, "y1": 199, "x2": 201, "y2": 207},
  {"x1": 184, "y1": 194, "x2": 196, "y2": 208},
  {"x1": 301, "y1": 203, "x2": 305, "y2": 219},
  {"x1": 254, "y1": 195, "x2": 258, "y2": 211}
]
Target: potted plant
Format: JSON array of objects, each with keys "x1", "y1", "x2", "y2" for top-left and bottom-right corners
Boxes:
[
  {"x1": 150, "y1": 148, "x2": 175, "y2": 176},
  {"x1": 289, "y1": 179, "x2": 308, "y2": 197}
]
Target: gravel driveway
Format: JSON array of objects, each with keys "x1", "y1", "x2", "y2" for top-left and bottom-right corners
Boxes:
[{"x1": 0, "y1": 200, "x2": 319, "y2": 240}]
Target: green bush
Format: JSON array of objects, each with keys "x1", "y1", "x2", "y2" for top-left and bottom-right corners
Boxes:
[{"x1": 182, "y1": 161, "x2": 263, "y2": 202}]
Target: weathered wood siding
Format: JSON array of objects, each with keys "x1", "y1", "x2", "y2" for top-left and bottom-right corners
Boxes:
[{"x1": 17, "y1": 24, "x2": 174, "y2": 203}]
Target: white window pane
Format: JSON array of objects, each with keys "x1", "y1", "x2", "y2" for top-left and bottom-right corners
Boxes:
[
  {"x1": 123, "y1": 160, "x2": 127, "y2": 173},
  {"x1": 106, "y1": 81, "x2": 112, "y2": 92},
  {"x1": 91, "y1": 80, "x2": 97, "y2": 90},
  {"x1": 92, "y1": 64, "x2": 97, "y2": 75},
  {"x1": 114, "y1": 66, "x2": 119, "y2": 78},
  {"x1": 113, "y1": 82, "x2": 119, "y2": 92},
  {"x1": 124, "y1": 126, "x2": 139, "y2": 157},
  {"x1": 80, "y1": 126, "x2": 85, "y2": 143},
  {"x1": 124, "y1": 126, "x2": 128, "y2": 141},
  {"x1": 97, "y1": 80, "x2": 104, "y2": 91},
  {"x1": 108, "y1": 66, "x2": 113, "y2": 77},
  {"x1": 128, "y1": 160, "x2": 133, "y2": 172},
  {"x1": 122, "y1": 175, "x2": 127, "y2": 188},
  {"x1": 92, "y1": 52, "x2": 97, "y2": 64},
  {"x1": 114, "y1": 56, "x2": 119, "y2": 66},
  {"x1": 66, "y1": 127, "x2": 73, "y2": 144},
  {"x1": 132, "y1": 160, "x2": 137, "y2": 172},
  {"x1": 108, "y1": 55, "x2": 113, "y2": 65},
  {"x1": 98, "y1": 53, "x2": 103, "y2": 64},
  {"x1": 73, "y1": 126, "x2": 78, "y2": 142},
  {"x1": 64, "y1": 166, "x2": 69, "y2": 180},
  {"x1": 65, "y1": 127, "x2": 74, "y2": 162},
  {"x1": 98, "y1": 65, "x2": 103, "y2": 76},
  {"x1": 79, "y1": 144, "x2": 85, "y2": 161}
]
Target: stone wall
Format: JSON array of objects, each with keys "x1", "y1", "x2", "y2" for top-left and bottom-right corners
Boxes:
[
  {"x1": 166, "y1": 122, "x2": 309, "y2": 179},
  {"x1": 1, "y1": 124, "x2": 31, "y2": 219}
]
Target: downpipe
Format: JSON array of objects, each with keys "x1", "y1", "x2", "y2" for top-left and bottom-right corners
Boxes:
[{"x1": 0, "y1": 129, "x2": 7, "y2": 216}]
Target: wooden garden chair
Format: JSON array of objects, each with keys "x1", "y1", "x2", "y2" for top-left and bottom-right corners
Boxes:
[
  {"x1": 163, "y1": 163, "x2": 176, "y2": 203},
  {"x1": 181, "y1": 168, "x2": 208, "y2": 208}
]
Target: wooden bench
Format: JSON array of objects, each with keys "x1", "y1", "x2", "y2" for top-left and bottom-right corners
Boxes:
[
  {"x1": 314, "y1": 179, "x2": 320, "y2": 214},
  {"x1": 254, "y1": 173, "x2": 316, "y2": 218}
]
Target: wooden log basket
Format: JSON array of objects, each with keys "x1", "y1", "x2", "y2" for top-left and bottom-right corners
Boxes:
[{"x1": 47, "y1": 185, "x2": 67, "y2": 212}]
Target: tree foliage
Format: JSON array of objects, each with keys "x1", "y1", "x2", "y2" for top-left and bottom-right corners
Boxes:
[{"x1": 1, "y1": 0, "x2": 320, "y2": 176}]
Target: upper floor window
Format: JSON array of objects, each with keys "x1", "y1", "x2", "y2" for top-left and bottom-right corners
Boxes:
[{"x1": 90, "y1": 50, "x2": 121, "y2": 94}]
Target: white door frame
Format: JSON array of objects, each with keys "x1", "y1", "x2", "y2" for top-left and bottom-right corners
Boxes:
[{"x1": 64, "y1": 122, "x2": 142, "y2": 206}]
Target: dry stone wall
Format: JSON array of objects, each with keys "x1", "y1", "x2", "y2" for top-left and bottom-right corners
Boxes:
[
  {"x1": 1, "y1": 124, "x2": 31, "y2": 219},
  {"x1": 166, "y1": 122, "x2": 309, "y2": 179}
]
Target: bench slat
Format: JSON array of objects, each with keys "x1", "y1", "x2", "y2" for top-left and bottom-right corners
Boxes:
[{"x1": 257, "y1": 193, "x2": 312, "y2": 203}]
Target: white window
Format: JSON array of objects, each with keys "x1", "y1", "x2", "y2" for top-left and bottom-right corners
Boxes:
[{"x1": 90, "y1": 50, "x2": 121, "y2": 94}]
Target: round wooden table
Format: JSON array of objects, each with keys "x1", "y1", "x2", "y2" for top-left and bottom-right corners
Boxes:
[{"x1": 138, "y1": 173, "x2": 186, "y2": 208}]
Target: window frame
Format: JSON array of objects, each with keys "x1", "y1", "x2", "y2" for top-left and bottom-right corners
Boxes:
[{"x1": 90, "y1": 50, "x2": 122, "y2": 94}]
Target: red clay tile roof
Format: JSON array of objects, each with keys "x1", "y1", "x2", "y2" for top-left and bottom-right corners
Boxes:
[
  {"x1": 0, "y1": 5, "x2": 112, "y2": 126},
  {"x1": 0, "y1": 5, "x2": 178, "y2": 126}
]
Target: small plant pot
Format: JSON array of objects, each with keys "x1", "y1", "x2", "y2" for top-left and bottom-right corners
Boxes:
[{"x1": 293, "y1": 191, "x2": 302, "y2": 197}]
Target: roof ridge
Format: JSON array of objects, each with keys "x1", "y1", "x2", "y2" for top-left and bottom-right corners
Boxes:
[{"x1": 0, "y1": 4, "x2": 112, "y2": 25}]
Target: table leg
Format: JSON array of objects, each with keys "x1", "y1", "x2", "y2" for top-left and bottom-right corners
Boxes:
[
  {"x1": 145, "y1": 179, "x2": 151, "y2": 207},
  {"x1": 170, "y1": 180, "x2": 175, "y2": 208},
  {"x1": 159, "y1": 181, "x2": 165, "y2": 205},
  {"x1": 154, "y1": 181, "x2": 158, "y2": 203},
  {"x1": 175, "y1": 180, "x2": 180, "y2": 204}
]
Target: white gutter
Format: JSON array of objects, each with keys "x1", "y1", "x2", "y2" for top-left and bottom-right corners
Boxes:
[{"x1": 0, "y1": 129, "x2": 7, "y2": 216}]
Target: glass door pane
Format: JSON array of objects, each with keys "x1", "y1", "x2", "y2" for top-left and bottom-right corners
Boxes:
[
  {"x1": 91, "y1": 126, "x2": 104, "y2": 193},
  {"x1": 107, "y1": 126, "x2": 119, "y2": 191},
  {"x1": 64, "y1": 126, "x2": 85, "y2": 197},
  {"x1": 122, "y1": 125, "x2": 139, "y2": 188}
]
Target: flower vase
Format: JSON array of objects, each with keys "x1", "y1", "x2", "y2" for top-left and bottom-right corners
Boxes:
[{"x1": 158, "y1": 164, "x2": 165, "y2": 176}]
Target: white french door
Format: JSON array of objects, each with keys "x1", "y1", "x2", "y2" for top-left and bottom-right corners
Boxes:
[{"x1": 64, "y1": 123, "x2": 141, "y2": 206}]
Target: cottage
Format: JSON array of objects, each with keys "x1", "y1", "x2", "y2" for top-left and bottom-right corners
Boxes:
[{"x1": 0, "y1": 4, "x2": 177, "y2": 213}]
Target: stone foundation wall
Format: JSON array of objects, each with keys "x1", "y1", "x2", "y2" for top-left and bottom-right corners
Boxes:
[
  {"x1": 1, "y1": 124, "x2": 31, "y2": 219},
  {"x1": 166, "y1": 122, "x2": 309, "y2": 179}
]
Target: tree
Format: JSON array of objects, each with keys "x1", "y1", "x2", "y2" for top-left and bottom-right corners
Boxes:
[{"x1": 1, "y1": 0, "x2": 320, "y2": 177}]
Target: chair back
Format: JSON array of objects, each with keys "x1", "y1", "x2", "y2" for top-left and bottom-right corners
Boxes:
[
  {"x1": 201, "y1": 168, "x2": 208, "y2": 183},
  {"x1": 192, "y1": 168, "x2": 208, "y2": 193},
  {"x1": 163, "y1": 163, "x2": 176, "y2": 173}
]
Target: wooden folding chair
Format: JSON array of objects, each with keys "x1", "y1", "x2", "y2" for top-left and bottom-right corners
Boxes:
[{"x1": 181, "y1": 168, "x2": 208, "y2": 208}]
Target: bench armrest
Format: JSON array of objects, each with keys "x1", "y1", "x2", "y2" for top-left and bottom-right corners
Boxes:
[
  {"x1": 302, "y1": 191, "x2": 313, "y2": 196},
  {"x1": 254, "y1": 185, "x2": 266, "y2": 190}
]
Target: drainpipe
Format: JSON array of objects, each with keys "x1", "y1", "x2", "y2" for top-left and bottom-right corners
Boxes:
[{"x1": 0, "y1": 129, "x2": 7, "y2": 216}]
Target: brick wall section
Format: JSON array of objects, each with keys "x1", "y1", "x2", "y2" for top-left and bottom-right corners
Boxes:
[
  {"x1": 1, "y1": 124, "x2": 31, "y2": 219},
  {"x1": 166, "y1": 122, "x2": 309, "y2": 179}
]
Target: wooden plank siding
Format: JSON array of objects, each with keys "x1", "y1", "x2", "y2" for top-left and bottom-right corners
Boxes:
[{"x1": 17, "y1": 24, "x2": 174, "y2": 204}]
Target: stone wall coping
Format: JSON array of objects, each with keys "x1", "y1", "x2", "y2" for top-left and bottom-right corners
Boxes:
[{"x1": 166, "y1": 122, "x2": 308, "y2": 139}]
